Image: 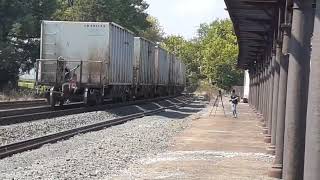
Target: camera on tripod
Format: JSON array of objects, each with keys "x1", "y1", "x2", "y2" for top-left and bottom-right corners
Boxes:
[{"x1": 210, "y1": 89, "x2": 226, "y2": 117}]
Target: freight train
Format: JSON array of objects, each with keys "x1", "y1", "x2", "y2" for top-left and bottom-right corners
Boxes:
[{"x1": 36, "y1": 21, "x2": 186, "y2": 107}]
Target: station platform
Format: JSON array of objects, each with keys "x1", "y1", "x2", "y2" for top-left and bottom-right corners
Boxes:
[{"x1": 128, "y1": 101, "x2": 276, "y2": 179}]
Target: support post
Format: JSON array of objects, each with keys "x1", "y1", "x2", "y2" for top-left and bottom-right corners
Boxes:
[
  {"x1": 282, "y1": 0, "x2": 314, "y2": 179},
  {"x1": 269, "y1": 3, "x2": 292, "y2": 178},
  {"x1": 263, "y1": 58, "x2": 271, "y2": 134},
  {"x1": 263, "y1": 63, "x2": 268, "y2": 120},
  {"x1": 269, "y1": 40, "x2": 282, "y2": 152},
  {"x1": 267, "y1": 51, "x2": 275, "y2": 135},
  {"x1": 304, "y1": 1, "x2": 320, "y2": 179},
  {"x1": 264, "y1": 61, "x2": 270, "y2": 126}
]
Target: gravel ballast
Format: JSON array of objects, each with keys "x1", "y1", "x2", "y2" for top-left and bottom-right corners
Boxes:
[
  {"x1": 0, "y1": 100, "x2": 206, "y2": 179},
  {"x1": 0, "y1": 111, "x2": 117, "y2": 146},
  {"x1": 0, "y1": 99, "x2": 183, "y2": 146}
]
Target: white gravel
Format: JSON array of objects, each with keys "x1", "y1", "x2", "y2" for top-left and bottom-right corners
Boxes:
[
  {"x1": 0, "y1": 99, "x2": 206, "y2": 179},
  {"x1": 0, "y1": 111, "x2": 117, "y2": 146}
]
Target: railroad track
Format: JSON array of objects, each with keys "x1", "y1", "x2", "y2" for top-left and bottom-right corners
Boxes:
[
  {"x1": 0, "y1": 99, "x2": 47, "y2": 110},
  {"x1": 0, "y1": 103, "x2": 84, "y2": 125},
  {"x1": 0, "y1": 96, "x2": 190, "y2": 159},
  {"x1": 0, "y1": 96, "x2": 180, "y2": 126}
]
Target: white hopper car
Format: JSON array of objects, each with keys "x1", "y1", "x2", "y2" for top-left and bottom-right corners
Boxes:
[{"x1": 36, "y1": 21, "x2": 186, "y2": 106}]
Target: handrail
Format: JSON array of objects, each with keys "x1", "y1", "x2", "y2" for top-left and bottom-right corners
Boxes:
[
  {"x1": 36, "y1": 58, "x2": 104, "y2": 86},
  {"x1": 36, "y1": 59, "x2": 103, "y2": 63}
]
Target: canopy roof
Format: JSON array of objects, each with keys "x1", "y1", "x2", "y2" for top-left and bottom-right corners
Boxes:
[{"x1": 224, "y1": 0, "x2": 279, "y2": 69}]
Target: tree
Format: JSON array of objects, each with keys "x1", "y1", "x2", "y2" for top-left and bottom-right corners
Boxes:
[
  {"x1": 54, "y1": 0, "x2": 151, "y2": 34},
  {"x1": 162, "y1": 19, "x2": 243, "y2": 90},
  {"x1": 139, "y1": 16, "x2": 164, "y2": 42},
  {"x1": 162, "y1": 36, "x2": 202, "y2": 86},
  {"x1": 0, "y1": 0, "x2": 58, "y2": 88},
  {"x1": 200, "y1": 19, "x2": 243, "y2": 90}
]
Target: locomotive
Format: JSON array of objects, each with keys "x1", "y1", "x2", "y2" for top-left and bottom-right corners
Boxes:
[{"x1": 36, "y1": 21, "x2": 186, "y2": 107}]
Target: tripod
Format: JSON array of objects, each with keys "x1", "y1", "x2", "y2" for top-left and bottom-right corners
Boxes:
[{"x1": 210, "y1": 91, "x2": 226, "y2": 117}]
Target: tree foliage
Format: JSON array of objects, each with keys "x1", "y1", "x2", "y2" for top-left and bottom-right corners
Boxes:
[
  {"x1": 0, "y1": 0, "x2": 57, "y2": 88},
  {"x1": 163, "y1": 19, "x2": 243, "y2": 90},
  {"x1": 54, "y1": 0, "x2": 151, "y2": 34},
  {"x1": 139, "y1": 16, "x2": 164, "y2": 42}
]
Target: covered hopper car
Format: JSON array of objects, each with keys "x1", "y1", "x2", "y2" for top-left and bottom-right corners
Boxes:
[{"x1": 36, "y1": 21, "x2": 186, "y2": 107}]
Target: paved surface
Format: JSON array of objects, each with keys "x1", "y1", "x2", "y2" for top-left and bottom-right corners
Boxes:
[{"x1": 118, "y1": 100, "x2": 276, "y2": 179}]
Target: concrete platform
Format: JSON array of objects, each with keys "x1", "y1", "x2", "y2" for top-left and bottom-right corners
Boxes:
[{"x1": 120, "y1": 102, "x2": 276, "y2": 179}]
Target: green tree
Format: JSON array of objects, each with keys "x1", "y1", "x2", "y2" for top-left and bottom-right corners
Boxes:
[
  {"x1": 0, "y1": 0, "x2": 58, "y2": 88},
  {"x1": 201, "y1": 19, "x2": 243, "y2": 90},
  {"x1": 162, "y1": 19, "x2": 243, "y2": 90},
  {"x1": 162, "y1": 36, "x2": 202, "y2": 86},
  {"x1": 55, "y1": 0, "x2": 151, "y2": 34},
  {"x1": 139, "y1": 16, "x2": 164, "y2": 42}
]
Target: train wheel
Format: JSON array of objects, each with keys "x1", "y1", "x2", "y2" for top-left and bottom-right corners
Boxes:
[
  {"x1": 96, "y1": 93, "x2": 103, "y2": 105},
  {"x1": 121, "y1": 95, "x2": 127, "y2": 102},
  {"x1": 84, "y1": 88, "x2": 90, "y2": 106},
  {"x1": 49, "y1": 88, "x2": 60, "y2": 107}
]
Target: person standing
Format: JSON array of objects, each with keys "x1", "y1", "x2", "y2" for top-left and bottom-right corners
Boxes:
[{"x1": 230, "y1": 89, "x2": 239, "y2": 118}]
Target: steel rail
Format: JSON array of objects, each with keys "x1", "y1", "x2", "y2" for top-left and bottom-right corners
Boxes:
[
  {"x1": 0, "y1": 99, "x2": 47, "y2": 110},
  {"x1": 0, "y1": 103, "x2": 83, "y2": 121},
  {"x1": 0, "y1": 97, "x2": 188, "y2": 159},
  {"x1": 0, "y1": 96, "x2": 178, "y2": 126}
]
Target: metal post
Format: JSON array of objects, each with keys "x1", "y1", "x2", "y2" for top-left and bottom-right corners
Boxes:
[
  {"x1": 257, "y1": 66, "x2": 261, "y2": 113},
  {"x1": 269, "y1": 2, "x2": 292, "y2": 178},
  {"x1": 265, "y1": 61, "x2": 270, "y2": 123},
  {"x1": 252, "y1": 73, "x2": 255, "y2": 107},
  {"x1": 270, "y1": 40, "x2": 282, "y2": 151},
  {"x1": 264, "y1": 62, "x2": 269, "y2": 124},
  {"x1": 258, "y1": 63, "x2": 263, "y2": 115},
  {"x1": 257, "y1": 68, "x2": 261, "y2": 113},
  {"x1": 260, "y1": 63, "x2": 265, "y2": 118},
  {"x1": 248, "y1": 73, "x2": 251, "y2": 105},
  {"x1": 256, "y1": 67, "x2": 260, "y2": 110},
  {"x1": 304, "y1": 1, "x2": 320, "y2": 179},
  {"x1": 263, "y1": 58, "x2": 271, "y2": 134},
  {"x1": 254, "y1": 72, "x2": 258, "y2": 109},
  {"x1": 268, "y1": 51, "x2": 275, "y2": 135},
  {"x1": 283, "y1": 0, "x2": 314, "y2": 179},
  {"x1": 270, "y1": 6, "x2": 284, "y2": 154},
  {"x1": 263, "y1": 64, "x2": 268, "y2": 119},
  {"x1": 254, "y1": 71, "x2": 256, "y2": 107},
  {"x1": 250, "y1": 70, "x2": 254, "y2": 106}
]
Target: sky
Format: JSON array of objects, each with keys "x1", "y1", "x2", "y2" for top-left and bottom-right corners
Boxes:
[{"x1": 145, "y1": 0, "x2": 230, "y2": 39}]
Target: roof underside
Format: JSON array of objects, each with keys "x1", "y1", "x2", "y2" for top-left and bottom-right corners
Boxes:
[{"x1": 224, "y1": 0, "x2": 279, "y2": 69}]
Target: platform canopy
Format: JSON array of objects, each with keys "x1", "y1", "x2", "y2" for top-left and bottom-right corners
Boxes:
[{"x1": 224, "y1": 0, "x2": 279, "y2": 69}]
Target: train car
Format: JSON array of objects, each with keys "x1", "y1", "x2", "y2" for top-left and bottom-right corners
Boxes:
[
  {"x1": 36, "y1": 21, "x2": 135, "y2": 106},
  {"x1": 133, "y1": 37, "x2": 156, "y2": 98},
  {"x1": 154, "y1": 45, "x2": 170, "y2": 96},
  {"x1": 177, "y1": 60, "x2": 186, "y2": 93},
  {"x1": 175, "y1": 58, "x2": 186, "y2": 94},
  {"x1": 36, "y1": 21, "x2": 187, "y2": 107},
  {"x1": 168, "y1": 53, "x2": 176, "y2": 95},
  {"x1": 167, "y1": 53, "x2": 187, "y2": 95}
]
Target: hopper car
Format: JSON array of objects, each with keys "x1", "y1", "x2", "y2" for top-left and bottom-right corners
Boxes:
[{"x1": 36, "y1": 21, "x2": 186, "y2": 107}]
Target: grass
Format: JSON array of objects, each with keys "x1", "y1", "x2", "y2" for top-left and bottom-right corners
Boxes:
[{"x1": 0, "y1": 80, "x2": 47, "y2": 101}]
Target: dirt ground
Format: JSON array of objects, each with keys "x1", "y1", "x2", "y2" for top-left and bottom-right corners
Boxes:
[{"x1": 114, "y1": 101, "x2": 277, "y2": 179}]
